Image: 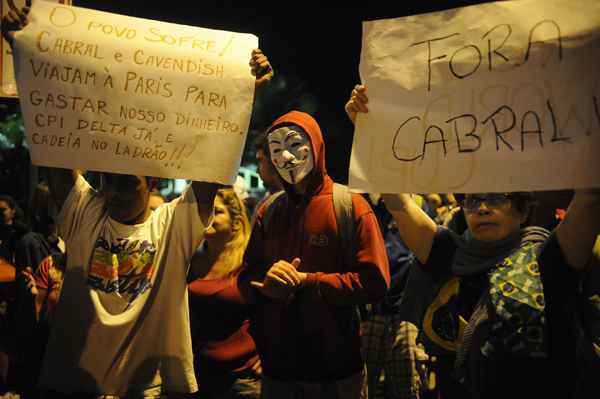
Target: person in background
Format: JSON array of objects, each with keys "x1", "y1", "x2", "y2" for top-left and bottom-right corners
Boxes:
[
  {"x1": 15, "y1": 182, "x2": 64, "y2": 274},
  {"x1": 17, "y1": 251, "x2": 66, "y2": 399},
  {"x1": 246, "y1": 132, "x2": 284, "y2": 221},
  {"x1": 346, "y1": 84, "x2": 600, "y2": 399},
  {"x1": 13, "y1": 182, "x2": 65, "y2": 399},
  {"x1": 0, "y1": 195, "x2": 27, "y2": 394},
  {"x1": 0, "y1": 195, "x2": 28, "y2": 264},
  {"x1": 187, "y1": 188, "x2": 261, "y2": 398},
  {"x1": 254, "y1": 132, "x2": 283, "y2": 196},
  {"x1": 360, "y1": 194, "x2": 433, "y2": 399}
]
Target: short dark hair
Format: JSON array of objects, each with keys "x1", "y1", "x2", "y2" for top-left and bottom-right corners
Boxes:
[
  {"x1": 0, "y1": 195, "x2": 16, "y2": 210},
  {"x1": 252, "y1": 131, "x2": 271, "y2": 159}
]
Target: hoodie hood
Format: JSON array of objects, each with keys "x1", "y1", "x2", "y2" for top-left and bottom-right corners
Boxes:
[{"x1": 267, "y1": 111, "x2": 327, "y2": 197}]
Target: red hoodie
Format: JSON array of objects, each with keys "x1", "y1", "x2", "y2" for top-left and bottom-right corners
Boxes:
[
  {"x1": 189, "y1": 111, "x2": 390, "y2": 381},
  {"x1": 239, "y1": 111, "x2": 390, "y2": 381}
]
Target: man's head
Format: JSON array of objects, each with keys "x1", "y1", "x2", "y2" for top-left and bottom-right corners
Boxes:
[
  {"x1": 100, "y1": 173, "x2": 157, "y2": 224},
  {"x1": 0, "y1": 195, "x2": 16, "y2": 226},
  {"x1": 255, "y1": 149, "x2": 281, "y2": 192},
  {"x1": 267, "y1": 125, "x2": 314, "y2": 185},
  {"x1": 253, "y1": 132, "x2": 283, "y2": 193}
]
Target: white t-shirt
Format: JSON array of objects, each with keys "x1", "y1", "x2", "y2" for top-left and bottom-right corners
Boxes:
[{"x1": 39, "y1": 175, "x2": 207, "y2": 395}]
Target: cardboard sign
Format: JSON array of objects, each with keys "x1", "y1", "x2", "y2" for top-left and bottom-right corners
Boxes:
[
  {"x1": 13, "y1": 1, "x2": 258, "y2": 183},
  {"x1": 350, "y1": 0, "x2": 600, "y2": 193}
]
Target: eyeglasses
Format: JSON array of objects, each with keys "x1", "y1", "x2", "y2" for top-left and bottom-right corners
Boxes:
[{"x1": 461, "y1": 193, "x2": 512, "y2": 212}]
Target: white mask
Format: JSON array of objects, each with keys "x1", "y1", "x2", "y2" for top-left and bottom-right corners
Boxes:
[{"x1": 268, "y1": 126, "x2": 314, "y2": 185}]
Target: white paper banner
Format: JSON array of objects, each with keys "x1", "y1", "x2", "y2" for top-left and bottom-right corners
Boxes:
[
  {"x1": 350, "y1": 0, "x2": 600, "y2": 193},
  {"x1": 13, "y1": 0, "x2": 258, "y2": 183}
]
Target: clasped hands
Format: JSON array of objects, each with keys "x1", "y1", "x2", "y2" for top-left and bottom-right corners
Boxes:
[{"x1": 251, "y1": 258, "x2": 307, "y2": 300}]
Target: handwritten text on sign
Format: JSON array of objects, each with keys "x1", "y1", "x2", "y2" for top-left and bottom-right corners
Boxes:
[
  {"x1": 350, "y1": 0, "x2": 600, "y2": 193},
  {"x1": 14, "y1": 1, "x2": 258, "y2": 183}
]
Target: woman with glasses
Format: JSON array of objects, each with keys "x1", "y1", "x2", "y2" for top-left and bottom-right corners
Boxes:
[{"x1": 345, "y1": 85, "x2": 600, "y2": 399}]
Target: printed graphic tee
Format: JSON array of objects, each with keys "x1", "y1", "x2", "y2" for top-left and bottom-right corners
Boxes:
[{"x1": 39, "y1": 176, "x2": 207, "y2": 395}]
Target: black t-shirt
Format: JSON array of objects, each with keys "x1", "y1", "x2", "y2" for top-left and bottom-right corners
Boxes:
[{"x1": 404, "y1": 227, "x2": 579, "y2": 399}]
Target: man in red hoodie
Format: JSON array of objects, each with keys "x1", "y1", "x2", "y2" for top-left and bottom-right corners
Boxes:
[
  {"x1": 241, "y1": 111, "x2": 390, "y2": 398},
  {"x1": 190, "y1": 111, "x2": 389, "y2": 398}
]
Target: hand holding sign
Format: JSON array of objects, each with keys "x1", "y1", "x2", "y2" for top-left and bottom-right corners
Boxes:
[
  {"x1": 1, "y1": 5, "x2": 28, "y2": 46},
  {"x1": 250, "y1": 48, "x2": 273, "y2": 88},
  {"x1": 345, "y1": 84, "x2": 368, "y2": 125}
]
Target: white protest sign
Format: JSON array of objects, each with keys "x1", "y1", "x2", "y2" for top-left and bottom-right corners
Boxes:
[
  {"x1": 350, "y1": 0, "x2": 600, "y2": 193},
  {"x1": 13, "y1": 1, "x2": 258, "y2": 183},
  {"x1": 1, "y1": 0, "x2": 71, "y2": 97}
]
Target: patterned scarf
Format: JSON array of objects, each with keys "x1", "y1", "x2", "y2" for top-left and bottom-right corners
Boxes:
[
  {"x1": 450, "y1": 226, "x2": 550, "y2": 276},
  {"x1": 452, "y1": 226, "x2": 551, "y2": 395}
]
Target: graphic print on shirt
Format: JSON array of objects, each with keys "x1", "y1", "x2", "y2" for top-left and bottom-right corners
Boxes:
[{"x1": 87, "y1": 236, "x2": 156, "y2": 306}]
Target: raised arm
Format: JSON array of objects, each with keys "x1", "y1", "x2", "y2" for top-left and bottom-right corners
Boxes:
[
  {"x1": 555, "y1": 189, "x2": 600, "y2": 270},
  {"x1": 345, "y1": 84, "x2": 437, "y2": 264},
  {"x1": 380, "y1": 194, "x2": 438, "y2": 265},
  {"x1": 191, "y1": 182, "x2": 219, "y2": 227}
]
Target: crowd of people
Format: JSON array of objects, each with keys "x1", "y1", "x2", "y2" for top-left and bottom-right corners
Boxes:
[{"x1": 0, "y1": 5, "x2": 599, "y2": 399}]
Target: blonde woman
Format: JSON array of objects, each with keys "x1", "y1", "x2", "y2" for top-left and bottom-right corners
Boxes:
[{"x1": 187, "y1": 188, "x2": 260, "y2": 398}]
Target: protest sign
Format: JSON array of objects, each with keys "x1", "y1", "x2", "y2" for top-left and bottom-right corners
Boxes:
[
  {"x1": 13, "y1": 1, "x2": 258, "y2": 183},
  {"x1": 350, "y1": 0, "x2": 600, "y2": 193}
]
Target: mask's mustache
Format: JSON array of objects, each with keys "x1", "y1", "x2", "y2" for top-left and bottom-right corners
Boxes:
[{"x1": 282, "y1": 159, "x2": 303, "y2": 169}]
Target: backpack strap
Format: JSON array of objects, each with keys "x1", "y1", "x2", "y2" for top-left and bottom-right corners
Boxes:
[
  {"x1": 332, "y1": 183, "x2": 371, "y2": 323},
  {"x1": 332, "y1": 183, "x2": 356, "y2": 269},
  {"x1": 261, "y1": 190, "x2": 286, "y2": 228}
]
